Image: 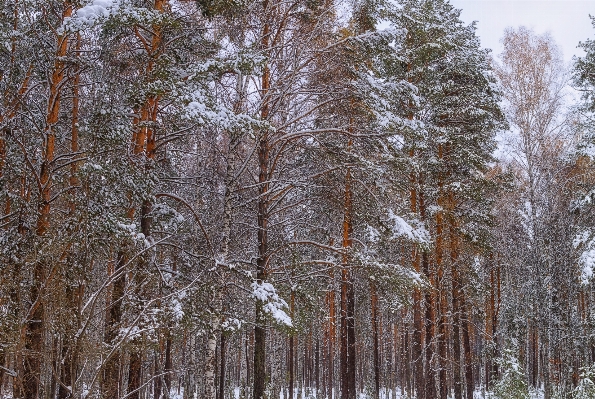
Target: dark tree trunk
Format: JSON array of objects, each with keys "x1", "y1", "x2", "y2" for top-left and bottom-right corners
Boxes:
[
  {"x1": 253, "y1": 1, "x2": 271, "y2": 395},
  {"x1": 165, "y1": 332, "x2": 172, "y2": 395},
  {"x1": 340, "y1": 163, "x2": 355, "y2": 399},
  {"x1": 127, "y1": 351, "x2": 142, "y2": 399},
  {"x1": 23, "y1": 262, "x2": 44, "y2": 399},
  {"x1": 347, "y1": 279, "x2": 356, "y2": 398},
  {"x1": 154, "y1": 353, "x2": 162, "y2": 399},
  {"x1": 219, "y1": 332, "x2": 226, "y2": 399},
  {"x1": 452, "y1": 279, "x2": 463, "y2": 399},
  {"x1": 315, "y1": 339, "x2": 320, "y2": 393},
  {"x1": 371, "y1": 284, "x2": 380, "y2": 399},
  {"x1": 103, "y1": 251, "x2": 126, "y2": 398},
  {"x1": 423, "y1": 251, "x2": 437, "y2": 399},
  {"x1": 461, "y1": 296, "x2": 473, "y2": 399}
]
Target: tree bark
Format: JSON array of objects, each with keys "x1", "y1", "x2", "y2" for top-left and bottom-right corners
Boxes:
[
  {"x1": 219, "y1": 331, "x2": 227, "y2": 399},
  {"x1": 24, "y1": 4, "x2": 73, "y2": 398},
  {"x1": 252, "y1": 1, "x2": 271, "y2": 396},
  {"x1": 461, "y1": 294, "x2": 473, "y2": 399},
  {"x1": 371, "y1": 283, "x2": 380, "y2": 399},
  {"x1": 450, "y1": 242, "x2": 463, "y2": 399},
  {"x1": 127, "y1": 351, "x2": 142, "y2": 399},
  {"x1": 436, "y1": 173, "x2": 448, "y2": 399},
  {"x1": 420, "y1": 189, "x2": 437, "y2": 399},
  {"x1": 289, "y1": 291, "x2": 295, "y2": 399},
  {"x1": 103, "y1": 252, "x2": 126, "y2": 398},
  {"x1": 340, "y1": 159, "x2": 355, "y2": 399}
]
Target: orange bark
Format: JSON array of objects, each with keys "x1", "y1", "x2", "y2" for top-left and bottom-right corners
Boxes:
[{"x1": 25, "y1": 4, "x2": 74, "y2": 399}]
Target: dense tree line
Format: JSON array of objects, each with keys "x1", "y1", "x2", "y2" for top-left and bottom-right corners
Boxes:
[{"x1": 2, "y1": 0, "x2": 595, "y2": 398}]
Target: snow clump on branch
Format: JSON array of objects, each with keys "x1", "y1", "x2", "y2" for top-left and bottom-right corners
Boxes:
[
  {"x1": 60, "y1": 0, "x2": 120, "y2": 32},
  {"x1": 387, "y1": 209, "x2": 429, "y2": 244},
  {"x1": 251, "y1": 282, "x2": 292, "y2": 327}
]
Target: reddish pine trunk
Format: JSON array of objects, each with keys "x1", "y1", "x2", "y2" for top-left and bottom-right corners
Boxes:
[
  {"x1": 419, "y1": 190, "x2": 437, "y2": 399},
  {"x1": 436, "y1": 179, "x2": 448, "y2": 399},
  {"x1": 410, "y1": 151, "x2": 424, "y2": 399},
  {"x1": 252, "y1": 2, "x2": 271, "y2": 396},
  {"x1": 449, "y1": 209, "x2": 463, "y2": 399},
  {"x1": 25, "y1": 5, "x2": 74, "y2": 399},
  {"x1": 340, "y1": 161, "x2": 355, "y2": 399}
]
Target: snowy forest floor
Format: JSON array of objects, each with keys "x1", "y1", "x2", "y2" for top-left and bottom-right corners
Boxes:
[{"x1": 0, "y1": 388, "x2": 548, "y2": 399}]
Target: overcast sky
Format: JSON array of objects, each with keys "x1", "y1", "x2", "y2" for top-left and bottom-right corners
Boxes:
[{"x1": 450, "y1": 0, "x2": 595, "y2": 64}]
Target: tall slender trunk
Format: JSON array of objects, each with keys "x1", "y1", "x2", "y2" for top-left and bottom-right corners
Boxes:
[
  {"x1": 153, "y1": 353, "x2": 162, "y2": 399},
  {"x1": 371, "y1": 283, "x2": 380, "y2": 399},
  {"x1": 347, "y1": 274, "x2": 356, "y2": 397},
  {"x1": 327, "y1": 264, "x2": 336, "y2": 398},
  {"x1": 450, "y1": 228, "x2": 463, "y2": 399},
  {"x1": 340, "y1": 154, "x2": 355, "y2": 399},
  {"x1": 164, "y1": 331, "x2": 172, "y2": 395},
  {"x1": 128, "y1": 2, "x2": 167, "y2": 395},
  {"x1": 435, "y1": 145, "x2": 448, "y2": 399},
  {"x1": 58, "y1": 31, "x2": 82, "y2": 399},
  {"x1": 206, "y1": 312, "x2": 221, "y2": 399},
  {"x1": 289, "y1": 290, "x2": 295, "y2": 399},
  {"x1": 419, "y1": 188, "x2": 437, "y2": 399},
  {"x1": 252, "y1": 2, "x2": 271, "y2": 396},
  {"x1": 103, "y1": 252, "x2": 127, "y2": 398},
  {"x1": 219, "y1": 331, "x2": 227, "y2": 399},
  {"x1": 410, "y1": 150, "x2": 424, "y2": 399},
  {"x1": 315, "y1": 339, "x2": 320, "y2": 394},
  {"x1": 127, "y1": 352, "x2": 142, "y2": 399},
  {"x1": 460, "y1": 293, "x2": 473, "y2": 399},
  {"x1": 423, "y1": 249, "x2": 437, "y2": 399},
  {"x1": 25, "y1": 4, "x2": 73, "y2": 399}
]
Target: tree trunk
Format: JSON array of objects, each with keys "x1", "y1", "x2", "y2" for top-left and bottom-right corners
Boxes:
[
  {"x1": 252, "y1": 2, "x2": 271, "y2": 396},
  {"x1": 289, "y1": 298, "x2": 295, "y2": 399},
  {"x1": 24, "y1": 4, "x2": 73, "y2": 398},
  {"x1": 127, "y1": 351, "x2": 142, "y2": 399},
  {"x1": 219, "y1": 332, "x2": 227, "y2": 399},
  {"x1": 436, "y1": 178, "x2": 448, "y2": 399},
  {"x1": 327, "y1": 265, "x2": 336, "y2": 398},
  {"x1": 103, "y1": 252, "x2": 126, "y2": 398},
  {"x1": 165, "y1": 331, "x2": 172, "y2": 395},
  {"x1": 410, "y1": 154, "x2": 424, "y2": 399},
  {"x1": 340, "y1": 159, "x2": 355, "y2": 399},
  {"x1": 206, "y1": 314, "x2": 221, "y2": 399},
  {"x1": 423, "y1": 250, "x2": 437, "y2": 399},
  {"x1": 371, "y1": 283, "x2": 380, "y2": 399},
  {"x1": 420, "y1": 189, "x2": 437, "y2": 399},
  {"x1": 154, "y1": 353, "x2": 162, "y2": 399},
  {"x1": 315, "y1": 339, "x2": 320, "y2": 394},
  {"x1": 448, "y1": 206, "x2": 463, "y2": 399},
  {"x1": 461, "y1": 295, "x2": 473, "y2": 399}
]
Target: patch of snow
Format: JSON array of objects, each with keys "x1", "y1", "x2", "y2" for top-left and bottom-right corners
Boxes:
[
  {"x1": 61, "y1": 0, "x2": 120, "y2": 32},
  {"x1": 387, "y1": 210, "x2": 429, "y2": 243},
  {"x1": 251, "y1": 281, "x2": 292, "y2": 327}
]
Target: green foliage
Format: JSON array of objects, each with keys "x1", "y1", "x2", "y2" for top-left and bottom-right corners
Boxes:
[
  {"x1": 573, "y1": 365, "x2": 595, "y2": 399},
  {"x1": 195, "y1": 0, "x2": 245, "y2": 18},
  {"x1": 492, "y1": 350, "x2": 529, "y2": 399}
]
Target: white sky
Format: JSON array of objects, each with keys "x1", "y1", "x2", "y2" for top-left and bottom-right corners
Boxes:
[{"x1": 450, "y1": 0, "x2": 595, "y2": 63}]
